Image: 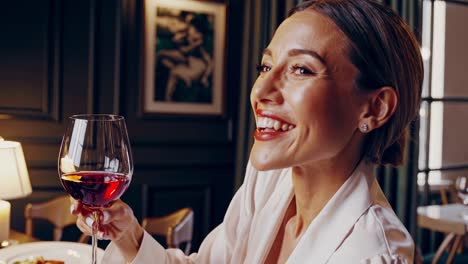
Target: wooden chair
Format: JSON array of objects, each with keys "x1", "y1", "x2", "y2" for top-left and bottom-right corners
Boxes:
[
  {"x1": 426, "y1": 184, "x2": 466, "y2": 264},
  {"x1": 24, "y1": 195, "x2": 88, "y2": 243},
  {"x1": 440, "y1": 184, "x2": 461, "y2": 205},
  {"x1": 142, "y1": 208, "x2": 194, "y2": 255}
]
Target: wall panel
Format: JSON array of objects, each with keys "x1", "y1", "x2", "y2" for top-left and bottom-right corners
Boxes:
[
  {"x1": 0, "y1": 0, "x2": 238, "y2": 253},
  {"x1": 0, "y1": 0, "x2": 60, "y2": 121}
]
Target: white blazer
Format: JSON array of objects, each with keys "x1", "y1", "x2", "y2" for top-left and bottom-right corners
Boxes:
[{"x1": 103, "y1": 160, "x2": 414, "y2": 263}]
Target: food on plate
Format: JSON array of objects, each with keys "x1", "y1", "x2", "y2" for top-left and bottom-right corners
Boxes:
[{"x1": 12, "y1": 256, "x2": 64, "y2": 264}]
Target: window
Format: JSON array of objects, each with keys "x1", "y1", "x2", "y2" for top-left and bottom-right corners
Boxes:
[{"x1": 418, "y1": 0, "x2": 468, "y2": 201}]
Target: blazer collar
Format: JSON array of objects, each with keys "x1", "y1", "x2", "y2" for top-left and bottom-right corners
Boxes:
[{"x1": 286, "y1": 160, "x2": 376, "y2": 264}]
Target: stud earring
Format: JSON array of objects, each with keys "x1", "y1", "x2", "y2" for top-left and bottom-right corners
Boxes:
[{"x1": 360, "y1": 123, "x2": 369, "y2": 132}]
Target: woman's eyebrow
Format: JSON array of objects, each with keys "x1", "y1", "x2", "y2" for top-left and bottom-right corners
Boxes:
[
  {"x1": 262, "y1": 48, "x2": 273, "y2": 57},
  {"x1": 262, "y1": 48, "x2": 327, "y2": 67},
  {"x1": 288, "y1": 48, "x2": 327, "y2": 66}
]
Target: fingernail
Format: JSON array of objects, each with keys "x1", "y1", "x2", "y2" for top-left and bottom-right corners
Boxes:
[
  {"x1": 97, "y1": 231, "x2": 104, "y2": 239},
  {"x1": 85, "y1": 217, "x2": 94, "y2": 227},
  {"x1": 102, "y1": 211, "x2": 110, "y2": 223},
  {"x1": 70, "y1": 204, "x2": 76, "y2": 214}
]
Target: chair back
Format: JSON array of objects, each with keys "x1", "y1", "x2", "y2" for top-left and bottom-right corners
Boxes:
[
  {"x1": 440, "y1": 184, "x2": 461, "y2": 205},
  {"x1": 24, "y1": 195, "x2": 88, "y2": 243},
  {"x1": 142, "y1": 208, "x2": 194, "y2": 255}
]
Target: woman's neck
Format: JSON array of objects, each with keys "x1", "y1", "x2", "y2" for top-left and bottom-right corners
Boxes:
[{"x1": 289, "y1": 155, "x2": 362, "y2": 237}]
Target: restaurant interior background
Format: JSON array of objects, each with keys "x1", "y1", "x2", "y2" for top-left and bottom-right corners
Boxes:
[{"x1": 0, "y1": 0, "x2": 467, "y2": 259}]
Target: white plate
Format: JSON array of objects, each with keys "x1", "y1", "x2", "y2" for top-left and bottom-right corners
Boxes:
[{"x1": 0, "y1": 241, "x2": 104, "y2": 264}]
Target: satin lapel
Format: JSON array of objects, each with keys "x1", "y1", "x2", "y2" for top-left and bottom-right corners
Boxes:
[
  {"x1": 245, "y1": 168, "x2": 294, "y2": 264},
  {"x1": 286, "y1": 162, "x2": 375, "y2": 264}
]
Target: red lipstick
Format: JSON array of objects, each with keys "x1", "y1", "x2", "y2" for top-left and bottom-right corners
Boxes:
[{"x1": 254, "y1": 129, "x2": 287, "y2": 141}]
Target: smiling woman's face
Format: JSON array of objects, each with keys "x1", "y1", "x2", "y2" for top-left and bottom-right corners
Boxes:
[{"x1": 250, "y1": 10, "x2": 366, "y2": 171}]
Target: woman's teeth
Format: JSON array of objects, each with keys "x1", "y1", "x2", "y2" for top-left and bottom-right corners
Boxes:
[{"x1": 256, "y1": 117, "x2": 295, "y2": 131}]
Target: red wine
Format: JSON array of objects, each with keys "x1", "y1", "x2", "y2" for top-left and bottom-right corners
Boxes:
[{"x1": 61, "y1": 171, "x2": 130, "y2": 207}]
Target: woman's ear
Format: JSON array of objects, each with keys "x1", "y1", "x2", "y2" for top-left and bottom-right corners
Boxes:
[{"x1": 358, "y1": 87, "x2": 398, "y2": 133}]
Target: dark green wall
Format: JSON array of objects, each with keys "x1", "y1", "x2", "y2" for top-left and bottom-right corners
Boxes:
[{"x1": 0, "y1": 0, "x2": 244, "y2": 251}]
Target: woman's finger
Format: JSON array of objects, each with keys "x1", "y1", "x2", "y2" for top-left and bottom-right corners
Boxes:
[
  {"x1": 72, "y1": 200, "x2": 132, "y2": 224},
  {"x1": 98, "y1": 200, "x2": 133, "y2": 224},
  {"x1": 104, "y1": 226, "x2": 120, "y2": 240},
  {"x1": 76, "y1": 216, "x2": 92, "y2": 235},
  {"x1": 77, "y1": 217, "x2": 113, "y2": 240},
  {"x1": 100, "y1": 222, "x2": 126, "y2": 241},
  {"x1": 70, "y1": 198, "x2": 80, "y2": 215},
  {"x1": 70, "y1": 199, "x2": 94, "y2": 218},
  {"x1": 73, "y1": 199, "x2": 137, "y2": 241}
]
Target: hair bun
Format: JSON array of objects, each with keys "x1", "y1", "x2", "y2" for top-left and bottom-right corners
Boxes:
[{"x1": 380, "y1": 132, "x2": 407, "y2": 166}]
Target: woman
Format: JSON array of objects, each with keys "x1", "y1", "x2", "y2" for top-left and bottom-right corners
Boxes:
[{"x1": 72, "y1": 0, "x2": 423, "y2": 263}]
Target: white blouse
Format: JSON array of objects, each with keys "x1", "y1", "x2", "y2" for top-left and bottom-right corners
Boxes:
[{"x1": 102, "y1": 160, "x2": 414, "y2": 263}]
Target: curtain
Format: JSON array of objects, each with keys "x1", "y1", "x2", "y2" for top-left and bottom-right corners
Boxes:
[{"x1": 234, "y1": 0, "x2": 421, "y2": 237}]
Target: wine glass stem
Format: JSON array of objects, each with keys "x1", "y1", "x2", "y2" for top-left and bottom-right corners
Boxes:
[{"x1": 92, "y1": 210, "x2": 99, "y2": 264}]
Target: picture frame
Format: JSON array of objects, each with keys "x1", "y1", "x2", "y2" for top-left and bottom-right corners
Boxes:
[{"x1": 142, "y1": 0, "x2": 226, "y2": 115}]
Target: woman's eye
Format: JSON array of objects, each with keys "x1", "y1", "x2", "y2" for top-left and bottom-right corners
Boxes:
[
  {"x1": 256, "y1": 64, "x2": 271, "y2": 73},
  {"x1": 291, "y1": 65, "x2": 315, "y2": 75}
]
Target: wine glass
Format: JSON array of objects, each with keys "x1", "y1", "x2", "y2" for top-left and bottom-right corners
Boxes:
[{"x1": 58, "y1": 114, "x2": 133, "y2": 264}]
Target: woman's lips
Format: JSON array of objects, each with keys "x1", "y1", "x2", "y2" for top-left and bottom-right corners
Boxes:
[
  {"x1": 254, "y1": 109, "x2": 295, "y2": 141},
  {"x1": 254, "y1": 128, "x2": 288, "y2": 141},
  {"x1": 255, "y1": 109, "x2": 292, "y2": 124}
]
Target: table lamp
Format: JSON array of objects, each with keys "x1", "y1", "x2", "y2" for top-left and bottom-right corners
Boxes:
[{"x1": 0, "y1": 136, "x2": 32, "y2": 244}]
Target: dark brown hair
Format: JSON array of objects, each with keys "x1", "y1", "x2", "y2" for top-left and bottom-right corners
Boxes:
[{"x1": 289, "y1": 0, "x2": 423, "y2": 166}]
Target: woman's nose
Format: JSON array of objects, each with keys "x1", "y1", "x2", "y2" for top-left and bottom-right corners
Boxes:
[{"x1": 251, "y1": 70, "x2": 284, "y2": 105}]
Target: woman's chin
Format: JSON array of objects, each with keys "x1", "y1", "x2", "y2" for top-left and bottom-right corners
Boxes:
[
  {"x1": 250, "y1": 148, "x2": 288, "y2": 171},
  {"x1": 251, "y1": 159, "x2": 273, "y2": 171}
]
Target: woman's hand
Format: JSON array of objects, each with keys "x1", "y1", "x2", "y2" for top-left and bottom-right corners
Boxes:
[{"x1": 71, "y1": 199, "x2": 145, "y2": 262}]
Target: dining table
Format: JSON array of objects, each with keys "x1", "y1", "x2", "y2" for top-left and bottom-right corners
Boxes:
[
  {"x1": 0, "y1": 230, "x2": 38, "y2": 249},
  {"x1": 9, "y1": 230, "x2": 38, "y2": 244},
  {"x1": 0, "y1": 230, "x2": 105, "y2": 263},
  {"x1": 417, "y1": 204, "x2": 468, "y2": 264}
]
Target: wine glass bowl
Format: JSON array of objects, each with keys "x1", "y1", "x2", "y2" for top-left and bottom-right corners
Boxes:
[
  {"x1": 58, "y1": 114, "x2": 133, "y2": 263},
  {"x1": 60, "y1": 171, "x2": 130, "y2": 208}
]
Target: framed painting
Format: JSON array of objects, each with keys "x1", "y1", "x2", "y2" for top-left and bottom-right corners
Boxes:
[{"x1": 142, "y1": 0, "x2": 226, "y2": 115}]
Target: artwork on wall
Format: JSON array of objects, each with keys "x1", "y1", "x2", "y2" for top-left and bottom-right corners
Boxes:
[{"x1": 142, "y1": 0, "x2": 226, "y2": 115}]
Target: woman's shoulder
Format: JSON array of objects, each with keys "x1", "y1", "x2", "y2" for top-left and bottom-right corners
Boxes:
[{"x1": 334, "y1": 203, "x2": 414, "y2": 263}]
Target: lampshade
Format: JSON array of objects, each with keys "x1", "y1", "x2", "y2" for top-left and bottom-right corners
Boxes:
[{"x1": 0, "y1": 137, "x2": 32, "y2": 199}]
